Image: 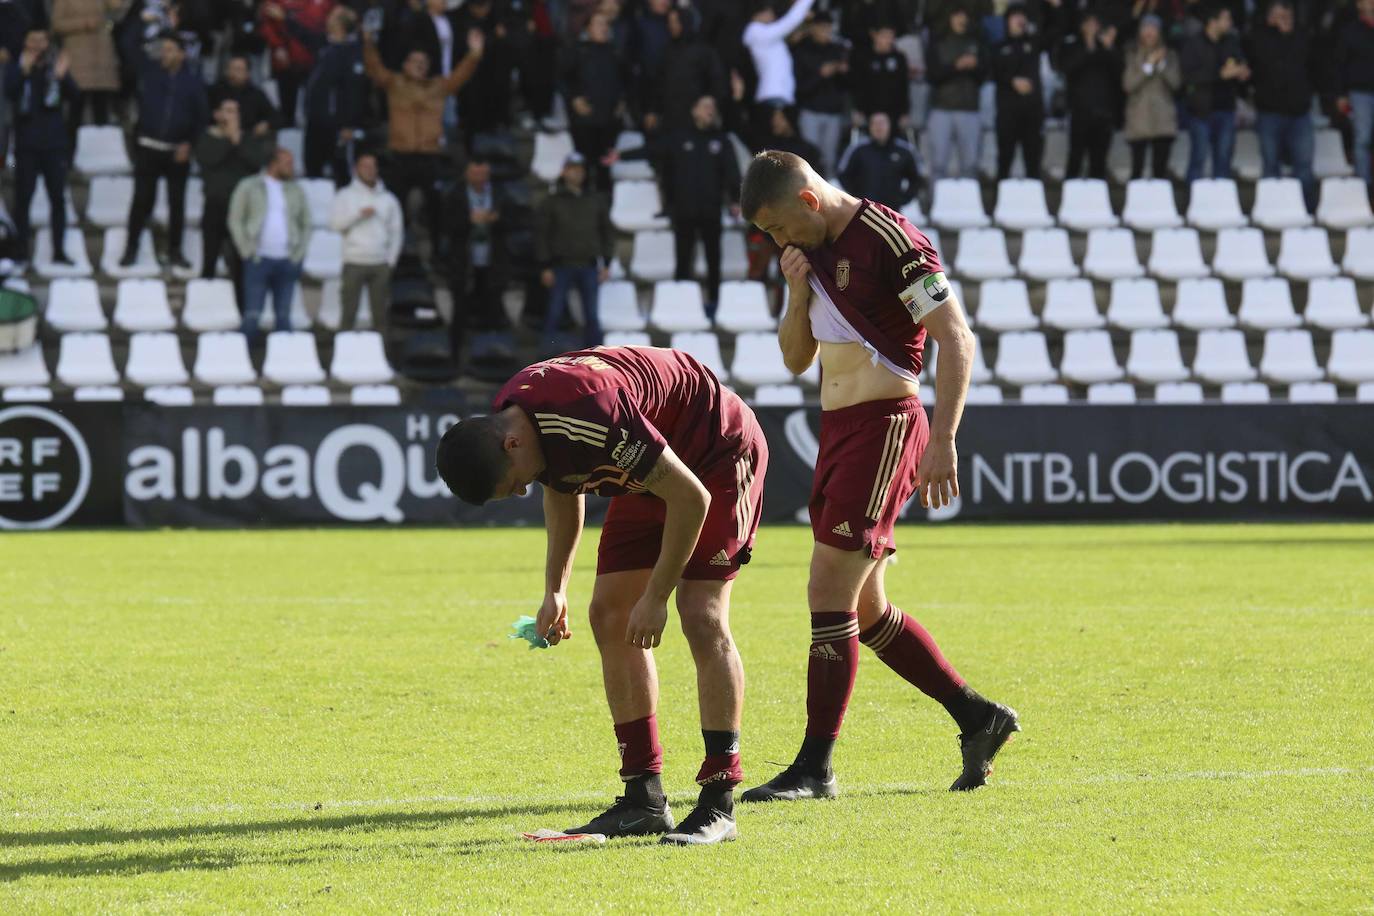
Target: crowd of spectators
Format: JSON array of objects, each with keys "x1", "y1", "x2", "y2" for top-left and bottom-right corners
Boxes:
[{"x1": 1, "y1": 0, "x2": 1373, "y2": 358}]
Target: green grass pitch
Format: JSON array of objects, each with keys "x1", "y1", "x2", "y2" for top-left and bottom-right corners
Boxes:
[{"x1": 3, "y1": 524, "x2": 1372, "y2": 913}]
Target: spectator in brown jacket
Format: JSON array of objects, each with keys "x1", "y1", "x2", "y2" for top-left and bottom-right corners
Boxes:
[
  {"x1": 50, "y1": 0, "x2": 120, "y2": 139},
  {"x1": 362, "y1": 24, "x2": 483, "y2": 256}
]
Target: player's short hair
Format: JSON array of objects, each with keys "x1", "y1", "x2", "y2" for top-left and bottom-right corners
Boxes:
[
  {"x1": 435, "y1": 416, "x2": 510, "y2": 506},
  {"x1": 740, "y1": 150, "x2": 808, "y2": 223}
]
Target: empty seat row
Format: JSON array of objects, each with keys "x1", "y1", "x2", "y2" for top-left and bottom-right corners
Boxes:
[
  {"x1": 602, "y1": 279, "x2": 776, "y2": 334},
  {"x1": 27, "y1": 228, "x2": 344, "y2": 281},
  {"x1": 628, "y1": 229, "x2": 750, "y2": 283},
  {"x1": 1, "y1": 382, "x2": 401, "y2": 406}
]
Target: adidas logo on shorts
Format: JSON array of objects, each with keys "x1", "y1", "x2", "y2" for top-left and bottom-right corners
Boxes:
[
  {"x1": 832, "y1": 521, "x2": 853, "y2": 538},
  {"x1": 709, "y1": 550, "x2": 732, "y2": 567},
  {"x1": 810, "y1": 643, "x2": 844, "y2": 661}
]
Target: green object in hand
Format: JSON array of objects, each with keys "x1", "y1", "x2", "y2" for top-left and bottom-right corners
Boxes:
[{"x1": 509, "y1": 615, "x2": 551, "y2": 649}]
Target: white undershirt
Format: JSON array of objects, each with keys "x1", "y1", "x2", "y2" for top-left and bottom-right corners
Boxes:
[
  {"x1": 804, "y1": 275, "x2": 921, "y2": 384},
  {"x1": 257, "y1": 175, "x2": 290, "y2": 259}
]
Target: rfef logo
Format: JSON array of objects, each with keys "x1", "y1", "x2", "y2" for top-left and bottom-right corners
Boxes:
[{"x1": 0, "y1": 406, "x2": 92, "y2": 530}]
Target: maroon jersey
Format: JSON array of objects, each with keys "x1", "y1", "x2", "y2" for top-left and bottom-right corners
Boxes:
[
  {"x1": 494, "y1": 346, "x2": 757, "y2": 498},
  {"x1": 803, "y1": 199, "x2": 949, "y2": 377}
]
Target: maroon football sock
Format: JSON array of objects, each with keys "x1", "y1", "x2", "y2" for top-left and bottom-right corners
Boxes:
[
  {"x1": 805, "y1": 611, "x2": 860, "y2": 741},
  {"x1": 696, "y1": 730, "x2": 743, "y2": 789},
  {"x1": 614, "y1": 715, "x2": 664, "y2": 780},
  {"x1": 860, "y1": 603, "x2": 966, "y2": 703}
]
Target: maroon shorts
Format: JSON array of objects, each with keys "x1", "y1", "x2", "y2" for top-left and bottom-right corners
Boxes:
[
  {"x1": 810, "y1": 396, "x2": 929, "y2": 558},
  {"x1": 597, "y1": 423, "x2": 769, "y2": 581}
]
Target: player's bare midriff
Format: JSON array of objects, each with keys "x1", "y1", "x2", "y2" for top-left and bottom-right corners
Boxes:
[{"x1": 817, "y1": 340, "x2": 921, "y2": 411}]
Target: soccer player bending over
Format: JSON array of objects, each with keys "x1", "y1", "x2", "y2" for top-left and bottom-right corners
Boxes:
[
  {"x1": 739, "y1": 150, "x2": 1018, "y2": 799},
  {"x1": 436, "y1": 345, "x2": 768, "y2": 845}
]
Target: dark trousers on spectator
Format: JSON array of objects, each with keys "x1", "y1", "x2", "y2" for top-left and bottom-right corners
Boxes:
[
  {"x1": 340, "y1": 262, "x2": 392, "y2": 332},
  {"x1": 571, "y1": 120, "x2": 618, "y2": 190},
  {"x1": 276, "y1": 70, "x2": 305, "y2": 126},
  {"x1": 126, "y1": 144, "x2": 189, "y2": 259},
  {"x1": 1186, "y1": 110, "x2": 1236, "y2": 182},
  {"x1": 674, "y1": 216, "x2": 722, "y2": 312},
  {"x1": 385, "y1": 151, "x2": 444, "y2": 252},
  {"x1": 996, "y1": 108, "x2": 1043, "y2": 180},
  {"x1": 240, "y1": 256, "x2": 300, "y2": 346},
  {"x1": 544, "y1": 264, "x2": 601, "y2": 347},
  {"x1": 305, "y1": 122, "x2": 354, "y2": 186},
  {"x1": 64, "y1": 90, "x2": 116, "y2": 162},
  {"x1": 13, "y1": 148, "x2": 69, "y2": 260},
  {"x1": 201, "y1": 195, "x2": 245, "y2": 307},
  {"x1": 1067, "y1": 113, "x2": 1113, "y2": 180},
  {"x1": 1257, "y1": 112, "x2": 1316, "y2": 210},
  {"x1": 1130, "y1": 137, "x2": 1173, "y2": 179}
]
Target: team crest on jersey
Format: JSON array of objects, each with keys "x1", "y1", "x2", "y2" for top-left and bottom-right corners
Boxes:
[{"x1": 836, "y1": 258, "x2": 850, "y2": 290}]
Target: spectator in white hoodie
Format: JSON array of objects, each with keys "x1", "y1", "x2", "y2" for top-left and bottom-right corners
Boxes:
[
  {"x1": 742, "y1": 0, "x2": 816, "y2": 110},
  {"x1": 329, "y1": 152, "x2": 403, "y2": 333}
]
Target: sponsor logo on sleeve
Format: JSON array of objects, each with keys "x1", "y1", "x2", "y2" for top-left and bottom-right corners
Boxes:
[{"x1": 610, "y1": 429, "x2": 648, "y2": 471}]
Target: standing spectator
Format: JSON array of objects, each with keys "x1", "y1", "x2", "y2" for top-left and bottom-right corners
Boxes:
[
  {"x1": 654, "y1": 6, "x2": 729, "y2": 135},
  {"x1": 992, "y1": 4, "x2": 1044, "y2": 180},
  {"x1": 837, "y1": 111, "x2": 922, "y2": 209},
  {"x1": 629, "y1": 0, "x2": 673, "y2": 124},
  {"x1": 1181, "y1": 3, "x2": 1248, "y2": 182},
  {"x1": 50, "y1": 0, "x2": 121, "y2": 137},
  {"x1": 792, "y1": 14, "x2": 849, "y2": 176},
  {"x1": 119, "y1": 33, "x2": 207, "y2": 269},
  {"x1": 444, "y1": 156, "x2": 511, "y2": 337},
  {"x1": 362, "y1": 26, "x2": 483, "y2": 255},
  {"x1": 750, "y1": 104, "x2": 825, "y2": 174},
  {"x1": 853, "y1": 23, "x2": 910, "y2": 128},
  {"x1": 195, "y1": 98, "x2": 272, "y2": 287},
  {"x1": 259, "y1": 0, "x2": 335, "y2": 128},
  {"x1": 208, "y1": 55, "x2": 282, "y2": 136},
  {"x1": 302, "y1": 7, "x2": 370, "y2": 184},
  {"x1": 518, "y1": 0, "x2": 558, "y2": 128},
  {"x1": 1247, "y1": 1, "x2": 1315, "y2": 207},
  {"x1": 452, "y1": 0, "x2": 517, "y2": 143},
  {"x1": 330, "y1": 151, "x2": 402, "y2": 332},
  {"x1": 1334, "y1": 0, "x2": 1374, "y2": 190},
  {"x1": 1123, "y1": 14, "x2": 1181, "y2": 180},
  {"x1": 534, "y1": 152, "x2": 614, "y2": 349},
  {"x1": 742, "y1": 0, "x2": 816, "y2": 108},
  {"x1": 561, "y1": 13, "x2": 625, "y2": 190},
  {"x1": 228, "y1": 147, "x2": 311, "y2": 345},
  {"x1": 1060, "y1": 13, "x2": 1122, "y2": 180},
  {"x1": 926, "y1": 7, "x2": 986, "y2": 179},
  {"x1": 6, "y1": 31, "x2": 75, "y2": 263}
]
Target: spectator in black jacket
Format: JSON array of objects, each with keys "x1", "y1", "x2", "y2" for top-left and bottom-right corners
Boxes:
[
  {"x1": 302, "y1": 7, "x2": 370, "y2": 184},
  {"x1": 1247, "y1": 1, "x2": 1315, "y2": 209},
  {"x1": 452, "y1": 0, "x2": 517, "y2": 145},
  {"x1": 120, "y1": 32, "x2": 208, "y2": 268},
  {"x1": 535, "y1": 153, "x2": 615, "y2": 348},
  {"x1": 446, "y1": 156, "x2": 512, "y2": 334},
  {"x1": 1181, "y1": 3, "x2": 1249, "y2": 181},
  {"x1": 993, "y1": 4, "x2": 1043, "y2": 180},
  {"x1": 652, "y1": 7, "x2": 728, "y2": 134},
  {"x1": 1059, "y1": 12, "x2": 1122, "y2": 180},
  {"x1": 792, "y1": 15, "x2": 848, "y2": 176},
  {"x1": 750, "y1": 104, "x2": 825, "y2": 174},
  {"x1": 853, "y1": 24, "x2": 910, "y2": 127},
  {"x1": 195, "y1": 97, "x2": 273, "y2": 287},
  {"x1": 562, "y1": 13, "x2": 625, "y2": 190},
  {"x1": 208, "y1": 55, "x2": 280, "y2": 136},
  {"x1": 926, "y1": 7, "x2": 987, "y2": 178},
  {"x1": 5, "y1": 31, "x2": 75, "y2": 263},
  {"x1": 629, "y1": 0, "x2": 673, "y2": 124},
  {"x1": 1335, "y1": 0, "x2": 1374, "y2": 189},
  {"x1": 837, "y1": 111, "x2": 922, "y2": 209}
]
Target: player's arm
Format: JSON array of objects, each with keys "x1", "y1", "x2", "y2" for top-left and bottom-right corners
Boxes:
[
  {"x1": 535, "y1": 488, "x2": 585, "y2": 646},
  {"x1": 623, "y1": 446, "x2": 711, "y2": 650},
  {"x1": 778, "y1": 245, "x2": 818, "y2": 374},
  {"x1": 917, "y1": 291, "x2": 976, "y2": 510}
]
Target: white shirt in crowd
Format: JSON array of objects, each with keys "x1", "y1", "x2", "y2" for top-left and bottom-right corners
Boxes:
[
  {"x1": 257, "y1": 175, "x2": 291, "y2": 260},
  {"x1": 432, "y1": 13, "x2": 454, "y2": 74},
  {"x1": 330, "y1": 177, "x2": 404, "y2": 267},
  {"x1": 742, "y1": 0, "x2": 816, "y2": 105}
]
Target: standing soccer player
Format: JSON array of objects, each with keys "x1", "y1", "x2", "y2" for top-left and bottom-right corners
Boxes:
[
  {"x1": 436, "y1": 345, "x2": 768, "y2": 844},
  {"x1": 738, "y1": 151, "x2": 1018, "y2": 799}
]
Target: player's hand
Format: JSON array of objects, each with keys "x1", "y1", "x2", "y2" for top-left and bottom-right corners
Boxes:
[
  {"x1": 915, "y1": 437, "x2": 959, "y2": 510},
  {"x1": 625, "y1": 595, "x2": 668, "y2": 650},
  {"x1": 779, "y1": 245, "x2": 810, "y2": 294},
  {"x1": 536, "y1": 591, "x2": 571, "y2": 646}
]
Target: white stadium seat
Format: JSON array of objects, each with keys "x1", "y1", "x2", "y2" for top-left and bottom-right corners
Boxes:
[
  {"x1": 317, "y1": 279, "x2": 374, "y2": 331},
  {"x1": 1172, "y1": 278, "x2": 1235, "y2": 329},
  {"x1": 1148, "y1": 228, "x2": 1209, "y2": 280},
  {"x1": 1304, "y1": 278, "x2": 1368, "y2": 330},
  {"x1": 351, "y1": 384, "x2": 402, "y2": 405},
  {"x1": 992, "y1": 178, "x2": 1053, "y2": 230},
  {"x1": 603, "y1": 331, "x2": 652, "y2": 348},
  {"x1": 1221, "y1": 381, "x2": 1270, "y2": 403},
  {"x1": 1211, "y1": 228, "x2": 1274, "y2": 281},
  {"x1": 930, "y1": 178, "x2": 990, "y2": 230},
  {"x1": 113, "y1": 278, "x2": 175, "y2": 332},
  {"x1": 975, "y1": 280, "x2": 1036, "y2": 331},
  {"x1": 1154, "y1": 382, "x2": 1204, "y2": 403},
  {"x1": 28, "y1": 183, "x2": 77, "y2": 229},
  {"x1": 1259, "y1": 329, "x2": 1323, "y2": 383},
  {"x1": 1060, "y1": 330, "x2": 1123, "y2": 384},
  {"x1": 256, "y1": 283, "x2": 311, "y2": 331},
  {"x1": 212, "y1": 385, "x2": 265, "y2": 406},
  {"x1": 669, "y1": 331, "x2": 727, "y2": 379},
  {"x1": 302, "y1": 231, "x2": 343, "y2": 281},
  {"x1": 1083, "y1": 228, "x2": 1144, "y2": 280},
  {"x1": 0, "y1": 345, "x2": 51, "y2": 387},
  {"x1": 262, "y1": 332, "x2": 326, "y2": 385},
  {"x1": 1313, "y1": 128, "x2": 1353, "y2": 178},
  {"x1": 1122, "y1": 179, "x2": 1182, "y2": 230},
  {"x1": 56, "y1": 333, "x2": 119, "y2": 387},
  {"x1": 1057, "y1": 179, "x2": 1118, "y2": 231},
  {"x1": 84, "y1": 176, "x2": 133, "y2": 227},
  {"x1": 1018, "y1": 228, "x2": 1078, "y2": 280},
  {"x1": 1087, "y1": 382, "x2": 1137, "y2": 404},
  {"x1": 330, "y1": 331, "x2": 393, "y2": 384},
  {"x1": 193, "y1": 332, "x2": 257, "y2": 386},
  {"x1": 1186, "y1": 179, "x2": 1247, "y2": 231},
  {"x1": 74, "y1": 125, "x2": 132, "y2": 175},
  {"x1": 0, "y1": 386, "x2": 52, "y2": 402},
  {"x1": 182, "y1": 278, "x2": 241, "y2": 332},
  {"x1": 144, "y1": 385, "x2": 194, "y2": 405},
  {"x1": 715, "y1": 281, "x2": 775, "y2": 332},
  {"x1": 954, "y1": 228, "x2": 1014, "y2": 280},
  {"x1": 1107, "y1": 278, "x2": 1167, "y2": 330},
  {"x1": 1326, "y1": 329, "x2": 1374, "y2": 384},
  {"x1": 994, "y1": 331, "x2": 1056, "y2": 385},
  {"x1": 1342, "y1": 227, "x2": 1374, "y2": 280},
  {"x1": 692, "y1": 229, "x2": 749, "y2": 282},
  {"x1": 1250, "y1": 178, "x2": 1313, "y2": 230},
  {"x1": 1127, "y1": 329, "x2": 1188, "y2": 383},
  {"x1": 752, "y1": 384, "x2": 804, "y2": 406},
  {"x1": 1193, "y1": 329, "x2": 1257, "y2": 383},
  {"x1": 531, "y1": 131, "x2": 574, "y2": 183},
  {"x1": 1315, "y1": 177, "x2": 1374, "y2": 230},
  {"x1": 900, "y1": 198, "x2": 928, "y2": 227},
  {"x1": 277, "y1": 126, "x2": 304, "y2": 164},
  {"x1": 44, "y1": 278, "x2": 106, "y2": 332},
  {"x1": 154, "y1": 176, "x2": 204, "y2": 228},
  {"x1": 612, "y1": 131, "x2": 655, "y2": 181},
  {"x1": 1237, "y1": 278, "x2": 1300, "y2": 330},
  {"x1": 597, "y1": 280, "x2": 646, "y2": 332},
  {"x1": 1360, "y1": 383, "x2": 1374, "y2": 403},
  {"x1": 610, "y1": 180, "x2": 669, "y2": 232},
  {"x1": 74, "y1": 385, "x2": 124, "y2": 401},
  {"x1": 649, "y1": 280, "x2": 710, "y2": 332},
  {"x1": 965, "y1": 383, "x2": 1003, "y2": 404},
  {"x1": 126, "y1": 332, "x2": 190, "y2": 386},
  {"x1": 300, "y1": 178, "x2": 337, "y2": 228},
  {"x1": 730, "y1": 332, "x2": 792, "y2": 386},
  {"x1": 1231, "y1": 131, "x2": 1262, "y2": 181},
  {"x1": 630, "y1": 230, "x2": 676, "y2": 281},
  {"x1": 1042, "y1": 278, "x2": 1103, "y2": 330},
  {"x1": 281, "y1": 384, "x2": 331, "y2": 405},
  {"x1": 1276, "y1": 227, "x2": 1339, "y2": 280},
  {"x1": 1287, "y1": 382, "x2": 1337, "y2": 403},
  {"x1": 101, "y1": 228, "x2": 160, "y2": 279},
  {"x1": 1020, "y1": 383, "x2": 1069, "y2": 403},
  {"x1": 33, "y1": 228, "x2": 92, "y2": 278},
  {"x1": 970, "y1": 337, "x2": 993, "y2": 384}
]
